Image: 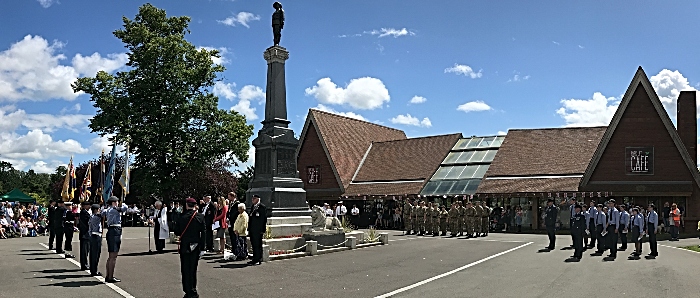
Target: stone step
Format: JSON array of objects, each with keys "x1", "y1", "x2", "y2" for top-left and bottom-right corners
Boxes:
[{"x1": 267, "y1": 216, "x2": 312, "y2": 225}]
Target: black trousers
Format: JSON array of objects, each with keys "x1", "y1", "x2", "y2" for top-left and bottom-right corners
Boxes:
[
  {"x1": 573, "y1": 231, "x2": 584, "y2": 258},
  {"x1": 618, "y1": 224, "x2": 627, "y2": 249},
  {"x1": 250, "y1": 233, "x2": 263, "y2": 262},
  {"x1": 205, "y1": 221, "x2": 214, "y2": 251},
  {"x1": 607, "y1": 225, "x2": 617, "y2": 257},
  {"x1": 80, "y1": 237, "x2": 90, "y2": 268},
  {"x1": 569, "y1": 219, "x2": 575, "y2": 245},
  {"x1": 595, "y1": 224, "x2": 604, "y2": 252},
  {"x1": 89, "y1": 235, "x2": 101, "y2": 275},
  {"x1": 179, "y1": 249, "x2": 200, "y2": 297},
  {"x1": 55, "y1": 228, "x2": 64, "y2": 253},
  {"x1": 64, "y1": 228, "x2": 74, "y2": 252},
  {"x1": 546, "y1": 225, "x2": 555, "y2": 249},
  {"x1": 670, "y1": 225, "x2": 679, "y2": 239},
  {"x1": 588, "y1": 219, "x2": 596, "y2": 247},
  {"x1": 154, "y1": 223, "x2": 165, "y2": 252},
  {"x1": 647, "y1": 228, "x2": 658, "y2": 255},
  {"x1": 48, "y1": 226, "x2": 55, "y2": 249}
]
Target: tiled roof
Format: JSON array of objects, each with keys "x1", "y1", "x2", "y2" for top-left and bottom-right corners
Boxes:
[
  {"x1": 476, "y1": 127, "x2": 606, "y2": 194},
  {"x1": 476, "y1": 177, "x2": 581, "y2": 194},
  {"x1": 353, "y1": 134, "x2": 462, "y2": 182},
  {"x1": 310, "y1": 109, "x2": 407, "y2": 191},
  {"x1": 484, "y1": 127, "x2": 607, "y2": 177},
  {"x1": 344, "y1": 181, "x2": 425, "y2": 196}
]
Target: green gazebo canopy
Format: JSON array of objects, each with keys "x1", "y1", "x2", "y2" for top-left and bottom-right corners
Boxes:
[{"x1": 0, "y1": 188, "x2": 35, "y2": 203}]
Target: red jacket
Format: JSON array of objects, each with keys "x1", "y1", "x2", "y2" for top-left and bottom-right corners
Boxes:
[{"x1": 213, "y1": 205, "x2": 228, "y2": 229}]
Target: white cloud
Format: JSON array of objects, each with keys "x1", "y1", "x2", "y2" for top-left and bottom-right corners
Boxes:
[
  {"x1": 31, "y1": 160, "x2": 64, "y2": 174},
  {"x1": 650, "y1": 69, "x2": 696, "y2": 118},
  {"x1": 365, "y1": 28, "x2": 416, "y2": 38},
  {"x1": 0, "y1": 35, "x2": 127, "y2": 102},
  {"x1": 0, "y1": 105, "x2": 91, "y2": 133},
  {"x1": 89, "y1": 134, "x2": 125, "y2": 154},
  {"x1": 390, "y1": 114, "x2": 432, "y2": 127},
  {"x1": 37, "y1": 0, "x2": 55, "y2": 8},
  {"x1": 457, "y1": 101, "x2": 492, "y2": 113},
  {"x1": 213, "y1": 81, "x2": 237, "y2": 100},
  {"x1": 312, "y1": 104, "x2": 367, "y2": 121},
  {"x1": 199, "y1": 46, "x2": 230, "y2": 65},
  {"x1": 215, "y1": 83, "x2": 265, "y2": 121},
  {"x1": 497, "y1": 131, "x2": 507, "y2": 136},
  {"x1": 552, "y1": 41, "x2": 561, "y2": 45},
  {"x1": 305, "y1": 77, "x2": 390, "y2": 110},
  {"x1": 507, "y1": 72, "x2": 530, "y2": 82},
  {"x1": 409, "y1": 95, "x2": 427, "y2": 104},
  {"x1": 238, "y1": 85, "x2": 265, "y2": 102},
  {"x1": 556, "y1": 69, "x2": 698, "y2": 127},
  {"x1": 232, "y1": 99, "x2": 257, "y2": 121},
  {"x1": 0, "y1": 129, "x2": 87, "y2": 160},
  {"x1": 217, "y1": 12, "x2": 261, "y2": 28},
  {"x1": 444, "y1": 64, "x2": 483, "y2": 78},
  {"x1": 578, "y1": 45, "x2": 585, "y2": 49},
  {"x1": 60, "y1": 103, "x2": 81, "y2": 114}
]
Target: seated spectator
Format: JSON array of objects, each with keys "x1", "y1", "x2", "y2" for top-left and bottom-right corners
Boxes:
[
  {"x1": 27, "y1": 220, "x2": 36, "y2": 237},
  {"x1": 19, "y1": 217, "x2": 28, "y2": 237},
  {"x1": 37, "y1": 216, "x2": 47, "y2": 235},
  {"x1": 0, "y1": 214, "x2": 8, "y2": 239}
]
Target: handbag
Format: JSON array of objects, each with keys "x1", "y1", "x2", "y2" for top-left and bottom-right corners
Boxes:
[{"x1": 177, "y1": 212, "x2": 197, "y2": 254}]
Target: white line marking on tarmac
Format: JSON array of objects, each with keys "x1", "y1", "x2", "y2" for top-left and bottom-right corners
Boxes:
[
  {"x1": 39, "y1": 243, "x2": 135, "y2": 298},
  {"x1": 375, "y1": 241, "x2": 533, "y2": 298},
  {"x1": 659, "y1": 244, "x2": 700, "y2": 254}
]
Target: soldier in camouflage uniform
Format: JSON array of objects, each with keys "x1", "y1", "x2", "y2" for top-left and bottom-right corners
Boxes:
[
  {"x1": 473, "y1": 201, "x2": 484, "y2": 237},
  {"x1": 431, "y1": 202, "x2": 440, "y2": 236},
  {"x1": 425, "y1": 202, "x2": 434, "y2": 236},
  {"x1": 439, "y1": 205, "x2": 448, "y2": 236},
  {"x1": 415, "y1": 201, "x2": 426, "y2": 236},
  {"x1": 457, "y1": 201, "x2": 465, "y2": 237},
  {"x1": 482, "y1": 203, "x2": 491, "y2": 236},
  {"x1": 403, "y1": 199, "x2": 413, "y2": 235},
  {"x1": 412, "y1": 203, "x2": 420, "y2": 235},
  {"x1": 448, "y1": 203, "x2": 459, "y2": 237},
  {"x1": 464, "y1": 201, "x2": 476, "y2": 238}
]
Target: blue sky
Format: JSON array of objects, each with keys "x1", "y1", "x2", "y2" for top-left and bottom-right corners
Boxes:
[{"x1": 1, "y1": 0, "x2": 700, "y2": 173}]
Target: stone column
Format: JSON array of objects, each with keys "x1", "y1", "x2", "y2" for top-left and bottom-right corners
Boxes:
[
  {"x1": 346, "y1": 236, "x2": 357, "y2": 249},
  {"x1": 306, "y1": 240, "x2": 318, "y2": 255},
  {"x1": 379, "y1": 233, "x2": 389, "y2": 245}
]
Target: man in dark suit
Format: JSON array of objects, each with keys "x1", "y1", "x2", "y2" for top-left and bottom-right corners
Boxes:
[
  {"x1": 544, "y1": 199, "x2": 559, "y2": 250},
  {"x1": 198, "y1": 196, "x2": 215, "y2": 252},
  {"x1": 174, "y1": 198, "x2": 205, "y2": 298},
  {"x1": 47, "y1": 200, "x2": 57, "y2": 250},
  {"x1": 79, "y1": 201, "x2": 92, "y2": 270},
  {"x1": 247, "y1": 194, "x2": 267, "y2": 266}
]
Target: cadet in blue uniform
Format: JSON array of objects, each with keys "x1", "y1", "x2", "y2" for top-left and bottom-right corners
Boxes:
[
  {"x1": 618, "y1": 204, "x2": 630, "y2": 251},
  {"x1": 105, "y1": 196, "x2": 128, "y2": 283},
  {"x1": 570, "y1": 204, "x2": 586, "y2": 260},
  {"x1": 605, "y1": 199, "x2": 619, "y2": 259},
  {"x1": 646, "y1": 204, "x2": 658, "y2": 258},
  {"x1": 586, "y1": 201, "x2": 597, "y2": 249},
  {"x1": 79, "y1": 201, "x2": 92, "y2": 270},
  {"x1": 593, "y1": 204, "x2": 606, "y2": 254},
  {"x1": 544, "y1": 199, "x2": 558, "y2": 250},
  {"x1": 629, "y1": 207, "x2": 644, "y2": 258},
  {"x1": 88, "y1": 204, "x2": 103, "y2": 276}
]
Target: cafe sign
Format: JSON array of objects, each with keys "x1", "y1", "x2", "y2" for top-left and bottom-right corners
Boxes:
[{"x1": 625, "y1": 147, "x2": 654, "y2": 175}]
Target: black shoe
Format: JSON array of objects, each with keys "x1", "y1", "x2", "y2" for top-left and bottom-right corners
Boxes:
[
  {"x1": 91, "y1": 272, "x2": 102, "y2": 277},
  {"x1": 81, "y1": 266, "x2": 88, "y2": 271},
  {"x1": 65, "y1": 254, "x2": 75, "y2": 258},
  {"x1": 105, "y1": 277, "x2": 121, "y2": 283}
]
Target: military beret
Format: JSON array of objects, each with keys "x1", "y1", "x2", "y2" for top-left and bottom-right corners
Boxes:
[
  {"x1": 547, "y1": 198, "x2": 554, "y2": 203},
  {"x1": 107, "y1": 196, "x2": 119, "y2": 203},
  {"x1": 574, "y1": 204, "x2": 582, "y2": 210},
  {"x1": 186, "y1": 197, "x2": 197, "y2": 204},
  {"x1": 91, "y1": 204, "x2": 100, "y2": 210}
]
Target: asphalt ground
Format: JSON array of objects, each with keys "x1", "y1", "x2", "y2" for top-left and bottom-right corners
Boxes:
[{"x1": 2, "y1": 228, "x2": 700, "y2": 298}]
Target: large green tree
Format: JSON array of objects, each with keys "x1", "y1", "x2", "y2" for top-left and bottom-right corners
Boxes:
[{"x1": 72, "y1": 4, "x2": 253, "y2": 199}]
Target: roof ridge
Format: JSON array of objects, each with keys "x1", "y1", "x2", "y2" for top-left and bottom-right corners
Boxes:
[
  {"x1": 372, "y1": 133, "x2": 462, "y2": 144},
  {"x1": 510, "y1": 126, "x2": 608, "y2": 132},
  {"x1": 310, "y1": 109, "x2": 404, "y2": 132}
]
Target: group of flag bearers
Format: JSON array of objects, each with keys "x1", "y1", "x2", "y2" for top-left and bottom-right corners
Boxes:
[
  {"x1": 546, "y1": 198, "x2": 659, "y2": 261},
  {"x1": 402, "y1": 199, "x2": 491, "y2": 238}
]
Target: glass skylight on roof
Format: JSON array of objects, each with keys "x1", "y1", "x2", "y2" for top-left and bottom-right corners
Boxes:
[
  {"x1": 465, "y1": 138, "x2": 482, "y2": 148},
  {"x1": 458, "y1": 165, "x2": 479, "y2": 179},
  {"x1": 454, "y1": 151, "x2": 474, "y2": 163},
  {"x1": 443, "y1": 152, "x2": 462, "y2": 164},
  {"x1": 421, "y1": 181, "x2": 439, "y2": 194},
  {"x1": 465, "y1": 180, "x2": 480, "y2": 192},
  {"x1": 479, "y1": 136, "x2": 496, "y2": 147},
  {"x1": 435, "y1": 181, "x2": 455, "y2": 193},
  {"x1": 493, "y1": 136, "x2": 505, "y2": 146},
  {"x1": 474, "y1": 164, "x2": 489, "y2": 178},
  {"x1": 431, "y1": 167, "x2": 453, "y2": 180},
  {"x1": 482, "y1": 150, "x2": 497, "y2": 162},
  {"x1": 469, "y1": 150, "x2": 487, "y2": 162},
  {"x1": 452, "y1": 139, "x2": 470, "y2": 150},
  {"x1": 444, "y1": 166, "x2": 466, "y2": 179},
  {"x1": 449, "y1": 179, "x2": 471, "y2": 193}
]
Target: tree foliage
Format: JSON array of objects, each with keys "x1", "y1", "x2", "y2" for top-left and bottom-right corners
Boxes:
[{"x1": 72, "y1": 3, "x2": 253, "y2": 199}]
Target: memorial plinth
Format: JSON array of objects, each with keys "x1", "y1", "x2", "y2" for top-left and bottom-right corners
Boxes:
[{"x1": 247, "y1": 45, "x2": 311, "y2": 236}]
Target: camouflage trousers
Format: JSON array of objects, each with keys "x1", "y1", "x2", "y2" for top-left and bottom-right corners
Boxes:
[
  {"x1": 432, "y1": 217, "x2": 439, "y2": 234},
  {"x1": 439, "y1": 218, "x2": 447, "y2": 234},
  {"x1": 465, "y1": 218, "x2": 474, "y2": 235},
  {"x1": 416, "y1": 218, "x2": 425, "y2": 233},
  {"x1": 457, "y1": 217, "x2": 464, "y2": 234},
  {"x1": 473, "y1": 217, "x2": 482, "y2": 234},
  {"x1": 449, "y1": 218, "x2": 459, "y2": 235},
  {"x1": 482, "y1": 217, "x2": 489, "y2": 233},
  {"x1": 403, "y1": 216, "x2": 412, "y2": 232}
]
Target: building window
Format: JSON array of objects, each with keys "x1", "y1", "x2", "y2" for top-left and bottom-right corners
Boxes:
[{"x1": 307, "y1": 165, "x2": 320, "y2": 184}]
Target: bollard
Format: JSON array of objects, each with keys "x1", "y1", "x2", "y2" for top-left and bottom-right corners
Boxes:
[
  {"x1": 346, "y1": 236, "x2": 357, "y2": 249},
  {"x1": 169, "y1": 232, "x2": 176, "y2": 244},
  {"x1": 306, "y1": 240, "x2": 318, "y2": 255},
  {"x1": 262, "y1": 244, "x2": 270, "y2": 262},
  {"x1": 379, "y1": 233, "x2": 389, "y2": 245}
]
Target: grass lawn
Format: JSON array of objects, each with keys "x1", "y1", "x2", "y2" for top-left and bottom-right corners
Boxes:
[{"x1": 680, "y1": 245, "x2": 700, "y2": 253}]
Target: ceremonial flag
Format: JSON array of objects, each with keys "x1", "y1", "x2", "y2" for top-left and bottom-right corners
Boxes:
[
  {"x1": 80, "y1": 163, "x2": 92, "y2": 202},
  {"x1": 61, "y1": 156, "x2": 74, "y2": 201},
  {"x1": 69, "y1": 161, "x2": 77, "y2": 200},
  {"x1": 103, "y1": 145, "x2": 118, "y2": 203},
  {"x1": 118, "y1": 144, "x2": 130, "y2": 195}
]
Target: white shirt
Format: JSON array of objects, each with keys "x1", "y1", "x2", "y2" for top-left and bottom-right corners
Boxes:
[
  {"x1": 0, "y1": 218, "x2": 8, "y2": 226},
  {"x1": 336, "y1": 205, "x2": 347, "y2": 216},
  {"x1": 324, "y1": 208, "x2": 333, "y2": 217},
  {"x1": 351, "y1": 207, "x2": 360, "y2": 216}
]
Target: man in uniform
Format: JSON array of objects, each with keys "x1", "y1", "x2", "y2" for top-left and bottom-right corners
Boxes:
[
  {"x1": 105, "y1": 196, "x2": 128, "y2": 283},
  {"x1": 53, "y1": 200, "x2": 67, "y2": 254},
  {"x1": 473, "y1": 201, "x2": 483, "y2": 237},
  {"x1": 605, "y1": 199, "x2": 620, "y2": 259},
  {"x1": 415, "y1": 201, "x2": 426, "y2": 236},
  {"x1": 593, "y1": 204, "x2": 607, "y2": 254},
  {"x1": 439, "y1": 205, "x2": 448, "y2": 236},
  {"x1": 448, "y1": 203, "x2": 459, "y2": 237},
  {"x1": 88, "y1": 204, "x2": 103, "y2": 277},
  {"x1": 482, "y1": 202, "x2": 491, "y2": 237},
  {"x1": 618, "y1": 204, "x2": 630, "y2": 251},
  {"x1": 431, "y1": 202, "x2": 440, "y2": 236},
  {"x1": 457, "y1": 201, "x2": 465, "y2": 237},
  {"x1": 198, "y1": 196, "x2": 215, "y2": 253},
  {"x1": 62, "y1": 202, "x2": 77, "y2": 258},
  {"x1": 174, "y1": 197, "x2": 206, "y2": 298},
  {"x1": 248, "y1": 194, "x2": 268, "y2": 265},
  {"x1": 544, "y1": 199, "x2": 558, "y2": 250},
  {"x1": 464, "y1": 201, "x2": 475, "y2": 238},
  {"x1": 586, "y1": 201, "x2": 598, "y2": 249},
  {"x1": 646, "y1": 204, "x2": 658, "y2": 258},
  {"x1": 403, "y1": 199, "x2": 413, "y2": 235},
  {"x1": 78, "y1": 201, "x2": 92, "y2": 270},
  {"x1": 47, "y1": 200, "x2": 57, "y2": 250},
  {"x1": 570, "y1": 204, "x2": 586, "y2": 260},
  {"x1": 425, "y1": 202, "x2": 434, "y2": 236}
]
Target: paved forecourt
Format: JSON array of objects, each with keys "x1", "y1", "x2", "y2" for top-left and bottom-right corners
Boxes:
[{"x1": 3, "y1": 227, "x2": 700, "y2": 298}]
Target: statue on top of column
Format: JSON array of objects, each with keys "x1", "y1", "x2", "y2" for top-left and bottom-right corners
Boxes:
[{"x1": 272, "y1": 2, "x2": 284, "y2": 46}]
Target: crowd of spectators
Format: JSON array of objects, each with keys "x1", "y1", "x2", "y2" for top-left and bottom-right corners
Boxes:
[{"x1": 0, "y1": 202, "x2": 49, "y2": 239}]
